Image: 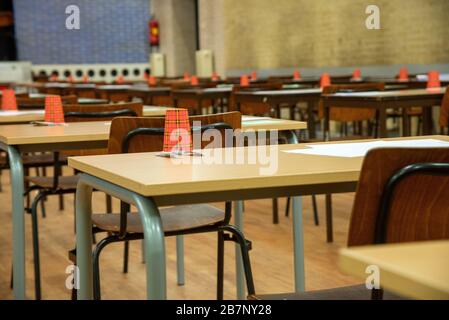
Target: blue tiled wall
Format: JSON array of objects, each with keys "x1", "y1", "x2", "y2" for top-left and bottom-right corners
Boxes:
[{"x1": 13, "y1": 0, "x2": 151, "y2": 64}]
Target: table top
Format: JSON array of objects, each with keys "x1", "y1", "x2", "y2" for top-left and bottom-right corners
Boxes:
[
  {"x1": 68, "y1": 136, "x2": 449, "y2": 198},
  {"x1": 339, "y1": 240, "x2": 449, "y2": 300},
  {"x1": 325, "y1": 87, "x2": 446, "y2": 101},
  {"x1": 173, "y1": 87, "x2": 233, "y2": 94},
  {"x1": 142, "y1": 106, "x2": 178, "y2": 117},
  {"x1": 128, "y1": 86, "x2": 171, "y2": 93},
  {"x1": 96, "y1": 85, "x2": 132, "y2": 91},
  {"x1": 0, "y1": 110, "x2": 44, "y2": 123},
  {"x1": 236, "y1": 88, "x2": 322, "y2": 97},
  {"x1": 241, "y1": 116, "x2": 307, "y2": 131},
  {"x1": 0, "y1": 116, "x2": 306, "y2": 145}
]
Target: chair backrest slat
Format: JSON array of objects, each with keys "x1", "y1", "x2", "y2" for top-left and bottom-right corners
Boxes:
[
  {"x1": 108, "y1": 111, "x2": 242, "y2": 154},
  {"x1": 63, "y1": 102, "x2": 143, "y2": 122}
]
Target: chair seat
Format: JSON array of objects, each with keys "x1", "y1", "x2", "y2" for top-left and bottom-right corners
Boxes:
[
  {"x1": 387, "y1": 107, "x2": 422, "y2": 117},
  {"x1": 26, "y1": 175, "x2": 79, "y2": 190},
  {"x1": 92, "y1": 204, "x2": 225, "y2": 234},
  {"x1": 249, "y1": 285, "x2": 404, "y2": 300},
  {"x1": 0, "y1": 153, "x2": 68, "y2": 169}
]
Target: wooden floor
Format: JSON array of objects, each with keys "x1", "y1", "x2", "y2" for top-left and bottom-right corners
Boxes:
[{"x1": 0, "y1": 168, "x2": 360, "y2": 300}]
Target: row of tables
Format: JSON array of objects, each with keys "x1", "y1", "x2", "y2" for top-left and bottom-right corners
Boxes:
[
  {"x1": 0, "y1": 110, "x2": 306, "y2": 300},
  {"x1": 3, "y1": 81, "x2": 448, "y2": 300},
  {"x1": 12, "y1": 81, "x2": 448, "y2": 139},
  {"x1": 128, "y1": 85, "x2": 447, "y2": 139}
]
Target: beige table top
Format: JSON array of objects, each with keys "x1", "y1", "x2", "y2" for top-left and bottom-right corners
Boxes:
[
  {"x1": 0, "y1": 110, "x2": 44, "y2": 123},
  {"x1": 68, "y1": 136, "x2": 449, "y2": 198},
  {"x1": 328, "y1": 87, "x2": 446, "y2": 99},
  {"x1": 0, "y1": 106, "x2": 172, "y2": 123},
  {"x1": 0, "y1": 116, "x2": 307, "y2": 145},
  {"x1": 339, "y1": 240, "x2": 449, "y2": 300},
  {"x1": 142, "y1": 105, "x2": 178, "y2": 117}
]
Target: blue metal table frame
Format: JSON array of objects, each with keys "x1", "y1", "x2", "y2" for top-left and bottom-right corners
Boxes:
[{"x1": 74, "y1": 130, "x2": 358, "y2": 300}]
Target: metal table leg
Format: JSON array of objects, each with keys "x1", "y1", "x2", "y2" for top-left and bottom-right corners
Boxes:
[
  {"x1": 292, "y1": 196, "x2": 305, "y2": 292},
  {"x1": 76, "y1": 174, "x2": 167, "y2": 300},
  {"x1": 234, "y1": 200, "x2": 245, "y2": 300},
  {"x1": 286, "y1": 130, "x2": 306, "y2": 292},
  {"x1": 6, "y1": 144, "x2": 26, "y2": 299},
  {"x1": 176, "y1": 235, "x2": 185, "y2": 286}
]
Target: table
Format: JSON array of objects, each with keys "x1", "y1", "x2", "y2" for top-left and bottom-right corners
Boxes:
[
  {"x1": 68, "y1": 135, "x2": 449, "y2": 300},
  {"x1": 96, "y1": 85, "x2": 132, "y2": 102},
  {"x1": 172, "y1": 87, "x2": 233, "y2": 114},
  {"x1": 128, "y1": 87, "x2": 171, "y2": 105},
  {"x1": 322, "y1": 88, "x2": 446, "y2": 138},
  {"x1": 1, "y1": 116, "x2": 306, "y2": 299},
  {"x1": 234, "y1": 88, "x2": 322, "y2": 138},
  {"x1": 339, "y1": 240, "x2": 449, "y2": 299}
]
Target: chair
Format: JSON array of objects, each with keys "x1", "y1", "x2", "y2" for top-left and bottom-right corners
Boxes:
[
  {"x1": 0, "y1": 94, "x2": 78, "y2": 199},
  {"x1": 69, "y1": 112, "x2": 254, "y2": 300},
  {"x1": 438, "y1": 86, "x2": 449, "y2": 134},
  {"x1": 23, "y1": 102, "x2": 143, "y2": 299},
  {"x1": 243, "y1": 147, "x2": 449, "y2": 299},
  {"x1": 320, "y1": 83, "x2": 385, "y2": 139}
]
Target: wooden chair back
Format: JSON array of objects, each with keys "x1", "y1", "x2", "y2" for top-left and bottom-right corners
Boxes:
[
  {"x1": 108, "y1": 111, "x2": 242, "y2": 154},
  {"x1": 319, "y1": 83, "x2": 385, "y2": 122},
  {"x1": 63, "y1": 102, "x2": 143, "y2": 122},
  {"x1": 438, "y1": 86, "x2": 449, "y2": 133},
  {"x1": 348, "y1": 147, "x2": 449, "y2": 247},
  {"x1": 62, "y1": 103, "x2": 143, "y2": 156}
]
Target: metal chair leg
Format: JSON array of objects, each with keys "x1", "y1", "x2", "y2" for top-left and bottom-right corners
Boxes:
[
  {"x1": 93, "y1": 236, "x2": 117, "y2": 300},
  {"x1": 10, "y1": 265, "x2": 13, "y2": 289},
  {"x1": 30, "y1": 191, "x2": 47, "y2": 300},
  {"x1": 106, "y1": 194, "x2": 112, "y2": 213},
  {"x1": 312, "y1": 195, "x2": 319, "y2": 226},
  {"x1": 220, "y1": 225, "x2": 255, "y2": 297},
  {"x1": 272, "y1": 198, "x2": 279, "y2": 224},
  {"x1": 371, "y1": 288, "x2": 384, "y2": 300},
  {"x1": 123, "y1": 241, "x2": 129, "y2": 274},
  {"x1": 216, "y1": 230, "x2": 225, "y2": 300},
  {"x1": 285, "y1": 197, "x2": 291, "y2": 217},
  {"x1": 59, "y1": 194, "x2": 64, "y2": 211},
  {"x1": 325, "y1": 194, "x2": 333, "y2": 243}
]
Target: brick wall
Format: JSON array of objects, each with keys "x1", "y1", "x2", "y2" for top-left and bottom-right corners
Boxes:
[
  {"x1": 13, "y1": 0, "x2": 151, "y2": 64},
  {"x1": 223, "y1": 0, "x2": 449, "y2": 71}
]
